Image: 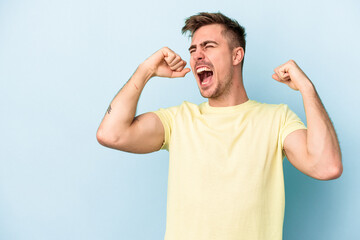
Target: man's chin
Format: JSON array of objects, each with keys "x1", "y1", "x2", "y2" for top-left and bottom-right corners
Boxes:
[{"x1": 199, "y1": 89, "x2": 216, "y2": 99}]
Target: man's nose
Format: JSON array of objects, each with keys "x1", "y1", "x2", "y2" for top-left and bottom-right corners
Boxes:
[{"x1": 192, "y1": 49, "x2": 205, "y2": 61}]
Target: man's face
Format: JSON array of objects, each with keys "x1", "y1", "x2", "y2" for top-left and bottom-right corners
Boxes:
[{"x1": 189, "y1": 24, "x2": 234, "y2": 99}]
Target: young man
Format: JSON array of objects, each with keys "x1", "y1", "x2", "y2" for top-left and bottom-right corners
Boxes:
[{"x1": 97, "y1": 12, "x2": 342, "y2": 240}]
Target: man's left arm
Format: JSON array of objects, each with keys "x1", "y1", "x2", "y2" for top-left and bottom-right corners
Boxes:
[{"x1": 273, "y1": 60, "x2": 343, "y2": 180}]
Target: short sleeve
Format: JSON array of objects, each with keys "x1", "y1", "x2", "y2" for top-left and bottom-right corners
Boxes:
[
  {"x1": 152, "y1": 106, "x2": 179, "y2": 151},
  {"x1": 279, "y1": 104, "x2": 307, "y2": 149}
]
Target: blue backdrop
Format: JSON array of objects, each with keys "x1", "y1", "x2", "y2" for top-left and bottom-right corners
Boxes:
[{"x1": 0, "y1": 0, "x2": 359, "y2": 239}]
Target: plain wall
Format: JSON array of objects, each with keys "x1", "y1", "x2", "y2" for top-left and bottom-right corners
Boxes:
[{"x1": 0, "y1": 0, "x2": 359, "y2": 239}]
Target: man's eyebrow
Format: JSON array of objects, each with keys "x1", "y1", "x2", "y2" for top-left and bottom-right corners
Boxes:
[
  {"x1": 188, "y1": 45, "x2": 196, "y2": 52},
  {"x1": 188, "y1": 40, "x2": 219, "y2": 52},
  {"x1": 201, "y1": 40, "x2": 218, "y2": 46}
]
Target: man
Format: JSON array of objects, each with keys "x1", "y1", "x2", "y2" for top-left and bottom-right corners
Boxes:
[{"x1": 97, "y1": 12, "x2": 342, "y2": 240}]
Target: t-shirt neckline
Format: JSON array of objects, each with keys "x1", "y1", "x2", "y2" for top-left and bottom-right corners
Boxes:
[{"x1": 200, "y1": 99, "x2": 257, "y2": 114}]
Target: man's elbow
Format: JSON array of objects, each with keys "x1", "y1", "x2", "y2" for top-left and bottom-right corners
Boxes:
[
  {"x1": 96, "y1": 128, "x2": 123, "y2": 149},
  {"x1": 96, "y1": 129, "x2": 110, "y2": 147},
  {"x1": 316, "y1": 158, "x2": 343, "y2": 180}
]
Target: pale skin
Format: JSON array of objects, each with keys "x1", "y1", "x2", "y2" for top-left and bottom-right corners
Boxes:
[{"x1": 97, "y1": 24, "x2": 342, "y2": 180}]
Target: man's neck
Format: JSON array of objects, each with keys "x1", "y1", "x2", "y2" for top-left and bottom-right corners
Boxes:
[{"x1": 208, "y1": 76, "x2": 249, "y2": 107}]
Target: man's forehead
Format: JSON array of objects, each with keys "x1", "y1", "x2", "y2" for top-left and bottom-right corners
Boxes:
[{"x1": 190, "y1": 24, "x2": 225, "y2": 45}]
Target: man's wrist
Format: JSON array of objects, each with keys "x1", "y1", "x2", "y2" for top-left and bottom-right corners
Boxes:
[
  {"x1": 136, "y1": 62, "x2": 155, "y2": 84},
  {"x1": 299, "y1": 79, "x2": 316, "y2": 97}
]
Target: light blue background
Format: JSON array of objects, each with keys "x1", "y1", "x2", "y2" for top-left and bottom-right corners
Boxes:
[{"x1": 1, "y1": 0, "x2": 359, "y2": 239}]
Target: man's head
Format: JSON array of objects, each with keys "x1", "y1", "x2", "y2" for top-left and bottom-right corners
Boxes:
[
  {"x1": 182, "y1": 12, "x2": 246, "y2": 60},
  {"x1": 182, "y1": 12, "x2": 247, "y2": 100}
]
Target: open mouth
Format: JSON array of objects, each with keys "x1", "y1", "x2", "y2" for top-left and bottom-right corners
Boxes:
[{"x1": 197, "y1": 67, "x2": 213, "y2": 86}]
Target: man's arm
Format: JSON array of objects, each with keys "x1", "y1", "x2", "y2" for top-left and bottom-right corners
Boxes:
[
  {"x1": 272, "y1": 60, "x2": 342, "y2": 180},
  {"x1": 96, "y1": 47, "x2": 190, "y2": 153}
]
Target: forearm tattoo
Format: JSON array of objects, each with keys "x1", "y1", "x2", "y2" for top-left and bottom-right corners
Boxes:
[{"x1": 107, "y1": 105, "x2": 112, "y2": 114}]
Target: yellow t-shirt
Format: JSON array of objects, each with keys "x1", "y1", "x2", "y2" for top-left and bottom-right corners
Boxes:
[{"x1": 153, "y1": 99, "x2": 307, "y2": 240}]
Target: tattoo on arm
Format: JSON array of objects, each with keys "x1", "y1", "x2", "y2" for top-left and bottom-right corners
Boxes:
[{"x1": 107, "y1": 105, "x2": 112, "y2": 114}]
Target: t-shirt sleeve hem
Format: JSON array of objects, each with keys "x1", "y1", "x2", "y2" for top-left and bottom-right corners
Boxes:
[
  {"x1": 152, "y1": 110, "x2": 170, "y2": 151},
  {"x1": 281, "y1": 125, "x2": 307, "y2": 147}
]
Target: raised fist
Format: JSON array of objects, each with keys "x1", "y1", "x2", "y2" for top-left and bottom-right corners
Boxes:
[{"x1": 141, "y1": 47, "x2": 191, "y2": 79}]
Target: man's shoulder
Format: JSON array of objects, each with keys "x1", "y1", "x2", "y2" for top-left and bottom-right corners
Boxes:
[
  {"x1": 171, "y1": 100, "x2": 204, "y2": 111},
  {"x1": 249, "y1": 100, "x2": 291, "y2": 119},
  {"x1": 153, "y1": 101, "x2": 202, "y2": 117},
  {"x1": 252, "y1": 100, "x2": 288, "y2": 110}
]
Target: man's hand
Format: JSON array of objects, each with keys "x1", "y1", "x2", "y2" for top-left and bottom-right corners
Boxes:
[
  {"x1": 272, "y1": 60, "x2": 312, "y2": 91},
  {"x1": 141, "y1": 47, "x2": 191, "y2": 80}
]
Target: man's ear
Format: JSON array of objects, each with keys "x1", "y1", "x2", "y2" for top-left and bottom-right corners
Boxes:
[{"x1": 233, "y1": 47, "x2": 244, "y2": 66}]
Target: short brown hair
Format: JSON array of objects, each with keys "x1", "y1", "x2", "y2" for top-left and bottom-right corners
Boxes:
[{"x1": 182, "y1": 12, "x2": 246, "y2": 53}]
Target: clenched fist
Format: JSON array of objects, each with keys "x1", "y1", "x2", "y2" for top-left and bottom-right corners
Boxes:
[
  {"x1": 141, "y1": 47, "x2": 191, "y2": 79},
  {"x1": 272, "y1": 60, "x2": 312, "y2": 91}
]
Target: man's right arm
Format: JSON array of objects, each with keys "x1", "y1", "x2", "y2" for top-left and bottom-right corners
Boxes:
[{"x1": 96, "y1": 47, "x2": 190, "y2": 153}]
